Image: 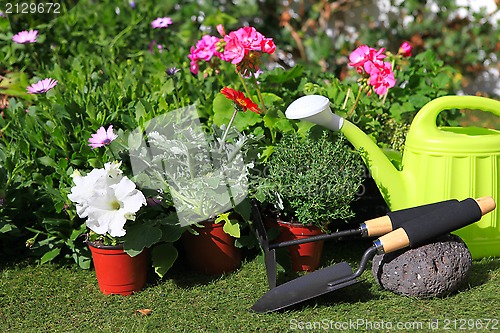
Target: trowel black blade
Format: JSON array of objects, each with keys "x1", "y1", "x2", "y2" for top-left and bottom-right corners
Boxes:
[{"x1": 251, "y1": 262, "x2": 357, "y2": 313}]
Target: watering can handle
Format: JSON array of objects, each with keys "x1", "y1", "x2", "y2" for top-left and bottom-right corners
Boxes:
[{"x1": 412, "y1": 95, "x2": 500, "y2": 131}]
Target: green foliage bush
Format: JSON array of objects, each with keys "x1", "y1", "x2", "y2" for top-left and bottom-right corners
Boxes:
[
  {"x1": 0, "y1": 0, "x2": 495, "y2": 267},
  {"x1": 257, "y1": 0, "x2": 499, "y2": 92}
]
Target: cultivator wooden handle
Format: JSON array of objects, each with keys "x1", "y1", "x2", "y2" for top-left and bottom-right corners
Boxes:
[
  {"x1": 374, "y1": 197, "x2": 496, "y2": 254},
  {"x1": 360, "y1": 199, "x2": 459, "y2": 237}
]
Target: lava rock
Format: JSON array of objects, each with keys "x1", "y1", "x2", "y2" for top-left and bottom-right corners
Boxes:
[{"x1": 372, "y1": 234, "x2": 472, "y2": 298}]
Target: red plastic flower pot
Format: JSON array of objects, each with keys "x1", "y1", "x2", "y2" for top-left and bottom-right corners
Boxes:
[
  {"x1": 88, "y1": 242, "x2": 148, "y2": 296},
  {"x1": 182, "y1": 220, "x2": 242, "y2": 275},
  {"x1": 273, "y1": 220, "x2": 325, "y2": 272}
]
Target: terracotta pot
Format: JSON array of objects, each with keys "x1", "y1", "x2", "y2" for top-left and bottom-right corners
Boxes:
[
  {"x1": 182, "y1": 220, "x2": 241, "y2": 275},
  {"x1": 270, "y1": 219, "x2": 325, "y2": 272},
  {"x1": 88, "y1": 242, "x2": 148, "y2": 296}
]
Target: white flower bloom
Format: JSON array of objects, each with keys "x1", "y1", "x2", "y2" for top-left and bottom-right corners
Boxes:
[
  {"x1": 70, "y1": 169, "x2": 81, "y2": 178},
  {"x1": 68, "y1": 163, "x2": 146, "y2": 237},
  {"x1": 104, "y1": 161, "x2": 123, "y2": 178}
]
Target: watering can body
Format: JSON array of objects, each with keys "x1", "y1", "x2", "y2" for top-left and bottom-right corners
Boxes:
[
  {"x1": 394, "y1": 96, "x2": 500, "y2": 258},
  {"x1": 286, "y1": 95, "x2": 500, "y2": 258}
]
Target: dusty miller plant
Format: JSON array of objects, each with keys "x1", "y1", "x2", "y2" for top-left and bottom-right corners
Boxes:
[{"x1": 130, "y1": 123, "x2": 255, "y2": 237}]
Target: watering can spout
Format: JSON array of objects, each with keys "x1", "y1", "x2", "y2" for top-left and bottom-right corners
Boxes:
[{"x1": 286, "y1": 95, "x2": 404, "y2": 207}]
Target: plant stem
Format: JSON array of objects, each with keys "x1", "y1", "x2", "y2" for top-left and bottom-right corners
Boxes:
[
  {"x1": 348, "y1": 87, "x2": 362, "y2": 119},
  {"x1": 219, "y1": 108, "x2": 238, "y2": 152},
  {"x1": 342, "y1": 87, "x2": 351, "y2": 110},
  {"x1": 237, "y1": 73, "x2": 253, "y2": 102},
  {"x1": 251, "y1": 73, "x2": 267, "y2": 114},
  {"x1": 381, "y1": 59, "x2": 396, "y2": 105}
]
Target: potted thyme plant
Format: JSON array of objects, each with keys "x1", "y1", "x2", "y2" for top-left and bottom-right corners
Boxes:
[{"x1": 255, "y1": 131, "x2": 364, "y2": 271}]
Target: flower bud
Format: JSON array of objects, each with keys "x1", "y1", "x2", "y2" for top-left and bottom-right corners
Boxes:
[
  {"x1": 398, "y1": 41, "x2": 412, "y2": 57},
  {"x1": 216, "y1": 24, "x2": 226, "y2": 37}
]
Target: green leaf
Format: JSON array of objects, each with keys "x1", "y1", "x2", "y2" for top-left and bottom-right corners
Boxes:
[
  {"x1": 408, "y1": 95, "x2": 431, "y2": 109},
  {"x1": 123, "y1": 222, "x2": 162, "y2": 257},
  {"x1": 135, "y1": 101, "x2": 146, "y2": 123},
  {"x1": 0, "y1": 221, "x2": 17, "y2": 233},
  {"x1": 213, "y1": 93, "x2": 233, "y2": 126},
  {"x1": 382, "y1": 148, "x2": 403, "y2": 171},
  {"x1": 261, "y1": 92, "x2": 283, "y2": 107},
  {"x1": 273, "y1": 118, "x2": 295, "y2": 133},
  {"x1": 216, "y1": 213, "x2": 241, "y2": 238},
  {"x1": 259, "y1": 145, "x2": 274, "y2": 162},
  {"x1": 151, "y1": 243, "x2": 178, "y2": 278},
  {"x1": 223, "y1": 219, "x2": 240, "y2": 238},
  {"x1": 74, "y1": 252, "x2": 92, "y2": 270},
  {"x1": 213, "y1": 93, "x2": 262, "y2": 131},
  {"x1": 234, "y1": 198, "x2": 251, "y2": 222},
  {"x1": 38, "y1": 156, "x2": 58, "y2": 168},
  {"x1": 432, "y1": 72, "x2": 452, "y2": 89},
  {"x1": 160, "y1": 223, "x2": 184, "y2": 243},
  {"x1": 40, "y1": 248, "x2": 61, "y2": 264},
  {"x1": 260, "y1": 65, "x2": 304, "y2": 84}
]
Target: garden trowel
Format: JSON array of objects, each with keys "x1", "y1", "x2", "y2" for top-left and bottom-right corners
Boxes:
[
  {"x1": 251, "y1": 196, "x2": 496, "y2": 313},
  {"x1": 252, "y1": 198, "x2": 459, "y2": 289}
]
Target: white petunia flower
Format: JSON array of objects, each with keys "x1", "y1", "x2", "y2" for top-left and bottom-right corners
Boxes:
[
  {"x1": 104, "y1": 161, "x2": 123, "y2": 178},
  {"x1": 68, "y1": 163, "x2": 146, "y2": 237}
]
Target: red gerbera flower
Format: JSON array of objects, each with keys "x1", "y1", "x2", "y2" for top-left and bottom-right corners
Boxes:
[{"x1": 221, "y1": 87, "x2": 261, "y2": 114}]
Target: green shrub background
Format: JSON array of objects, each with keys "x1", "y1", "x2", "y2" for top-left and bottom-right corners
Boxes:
[{"x1": 1, "y1": 0, "x2": 498, "y2": 266}]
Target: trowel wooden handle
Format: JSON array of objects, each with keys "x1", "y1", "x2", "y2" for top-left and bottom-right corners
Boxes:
[
  {"x1": 361, "y1": 199, "x2": 459, "y2": 237},
  {"x1": 374, "y1": 197, "x2": 496, "y2": 254}
]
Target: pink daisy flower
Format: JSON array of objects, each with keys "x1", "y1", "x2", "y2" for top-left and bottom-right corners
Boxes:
[
  {"x1": 88, "y1": 125, "x2": 118, "y2": 149},
  {"x1": 26, "y1": 78, "x2": 58, "y2": 94},
  {"x1": 12, "y1": 30, "x2": 38, "y2": 44},
  {"x1": 151, "y1": 17, "x2": 173, "y2": 28}
]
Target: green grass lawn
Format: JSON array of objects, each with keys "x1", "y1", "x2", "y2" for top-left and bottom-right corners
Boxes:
[{"x1": 1, "y1": 238, "x2": 498, "y2": 333}]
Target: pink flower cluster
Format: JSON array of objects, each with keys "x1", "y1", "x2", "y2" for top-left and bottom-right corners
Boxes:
[
  {"x1": 348, "y1": 45, "x2": 395, "y2": 96},
  {"x1": 188, "y1": 25, "x2": 276, "y2": 75}
]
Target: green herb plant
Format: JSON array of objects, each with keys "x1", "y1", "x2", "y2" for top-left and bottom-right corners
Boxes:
[{"x1": 255, "y1": 131, "x2": 364, "y2": 229}]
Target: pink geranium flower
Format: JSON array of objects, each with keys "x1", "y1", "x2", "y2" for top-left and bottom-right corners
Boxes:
[
  {"x1": 189, "y1": 60, "x2": 199, "y2": 75},
  {"x1": 12, "y1": 30, "x2": 38, "y2": 44},
  {"x1": 188, "y1": 25, "x2": 275, "y2": 75},
  {"x1": 151, "y1": 17, "x2": 172, "y2": 28},
  {"x1": 368, "y1": 61, "x2": 396, "y2": 95},
  {"x1": 232, "y1": 26, "x2": 264, "y2": 51},
  {"x1": 348, "y1": 45, "x2": 386, "y2": 73},
  {"x1": 190, "y1": 35, "x2": 221, "y2": 61},
  {"x1": 27, "y1": 78, "x2": 58, "y2": 94},
  {"x1": 88, "y1": 125, "x2": 118, "y2": 149},
  {"x1": 261, "y1": 38, "x2": 276, "y2": 54},
  {"x1": 216, "y1": 24, "x2": 226, "y2": 37},
  {"x1": 398, "y1": 41, "x2": 412, "y2": 57},
  {"x1": 223, "y1": 32, "x2": 246, "y2": 64}
]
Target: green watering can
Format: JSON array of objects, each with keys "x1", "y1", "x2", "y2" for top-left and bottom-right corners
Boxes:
[{"x1": 286, "y1": 95, "x2": 500, "y2": 258}]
